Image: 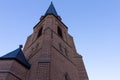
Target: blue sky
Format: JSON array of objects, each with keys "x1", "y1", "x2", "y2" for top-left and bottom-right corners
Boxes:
[{"x1": 0, "y1": 0, "x2": 120, "y2": 80}]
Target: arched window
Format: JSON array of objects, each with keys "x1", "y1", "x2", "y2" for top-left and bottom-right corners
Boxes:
[
  {"x1": 65, "y1": 73, "x2": 71, "y2": 80},
  {"x1": 64, "y1": 48, "x2": 68, "y2": 56},
  {"x1": 59, "y1": 43, "x2": 62, "y2": 52},
  {"x1": 37, "y1": 27, "x2": 43, "y2": 38},
  {"x1": 57, "y1": 26, "x2": 63, "y2": 38},
  {"x1": 65, "y1": 73, "x2": 68, "y2": 80}
]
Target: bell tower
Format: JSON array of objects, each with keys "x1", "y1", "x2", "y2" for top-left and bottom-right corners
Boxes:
[
  {"x1": 23, "y1": 2, "x2": 88, "y2": 80},
  {"x1": 0, "y1": 2, "x2": 88, "y2": 80}
]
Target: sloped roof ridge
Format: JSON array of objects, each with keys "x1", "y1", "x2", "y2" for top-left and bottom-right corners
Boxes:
[{"x1": 0, "y1": 48, "x2": 31, "y2": 69}]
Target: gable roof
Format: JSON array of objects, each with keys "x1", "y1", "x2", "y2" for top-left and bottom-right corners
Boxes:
[{"x1": 0, "y1": 48, "x2": 31, "y2": 69}]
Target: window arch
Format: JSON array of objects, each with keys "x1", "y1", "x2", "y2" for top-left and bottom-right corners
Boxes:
[
  {"x1": 64, "y1": 48, "x2": 68, "y2": 56},
  {"x1": 57, "y1": 26, "x2": 63, "y2": 38},
  {"x1": 65, "y1": 73, "x2": 71, "y2": 80},
  {"x1": 65, "y1": 73, "x2": 68, "y2": 80},
  {"x1": 37, "y1": 27, "x2": 43, "y2": 38}
]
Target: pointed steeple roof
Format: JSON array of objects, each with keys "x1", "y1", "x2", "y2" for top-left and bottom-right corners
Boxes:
[
  {"x1": 0, "y1": 48, "x2": 31, "y2": 69},
  {"x1": 45, "y1": 2, "x2": 58, "y2": 16}
]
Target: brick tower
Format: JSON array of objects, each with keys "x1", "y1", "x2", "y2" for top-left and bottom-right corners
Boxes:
[{"x1": 0, "y1": 2, "x2": 88, "y2": 80}]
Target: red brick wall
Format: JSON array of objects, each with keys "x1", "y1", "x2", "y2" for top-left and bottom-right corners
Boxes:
[
  {"x1": 23, "y1": 15, "x2": 88, "y2": 80},
  {"x1": 0, "y1": 60, "x2": 28, "y2": 80}
]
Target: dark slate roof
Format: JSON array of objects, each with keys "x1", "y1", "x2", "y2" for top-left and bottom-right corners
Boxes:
[
  {"x1": 45, "y1": 2, "x2": 58, "y2": 16},
  {"x1": 0, "y1": 48, "x2": 31, "y2": 69}
]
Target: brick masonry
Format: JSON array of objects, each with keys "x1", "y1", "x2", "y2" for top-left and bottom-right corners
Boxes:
[{"x1": 0, "y1": 10, "x2": 88, "y2": 80}]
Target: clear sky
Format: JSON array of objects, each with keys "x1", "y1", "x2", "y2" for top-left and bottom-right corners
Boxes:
[{"x1": 0, "y1": 0, "x2": 120, "y2": 80}]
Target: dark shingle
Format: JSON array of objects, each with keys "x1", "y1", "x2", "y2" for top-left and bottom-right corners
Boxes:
[
  {"x1": 45, "y1": 2, "x2": 58, "y2": 17},
  {"x1": 0, "y1": 48, "x2": 31, "y2": 69}
]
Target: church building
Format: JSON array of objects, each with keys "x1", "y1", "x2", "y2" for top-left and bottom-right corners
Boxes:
[{"x1": 0, "y1": 2, "x2": 89, "y2": 80}]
